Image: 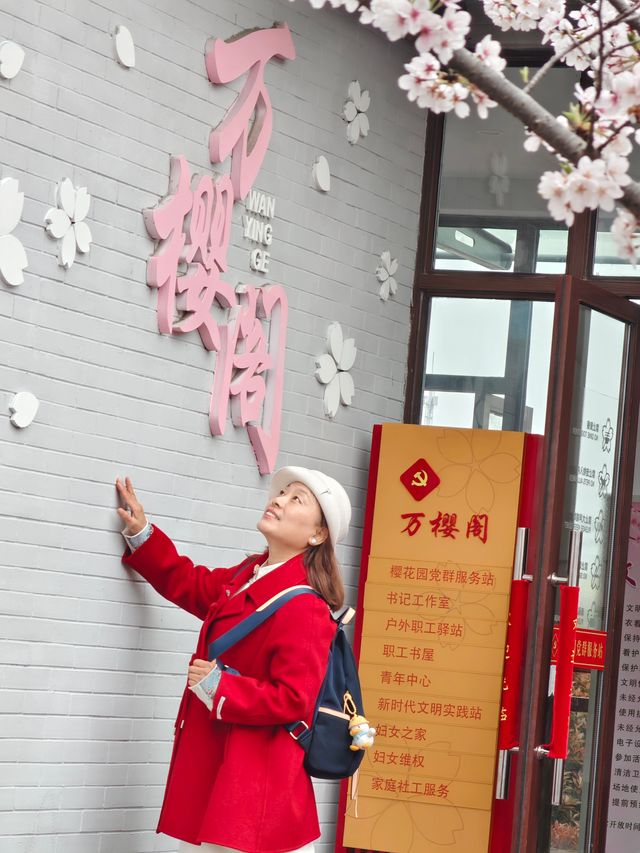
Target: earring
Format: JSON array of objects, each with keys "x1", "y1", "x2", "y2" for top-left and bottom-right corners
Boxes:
[{"x1": 310, "y1": 537, "x2": 318, "y2": 546}]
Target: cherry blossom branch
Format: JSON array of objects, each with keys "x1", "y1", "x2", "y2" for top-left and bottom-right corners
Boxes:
[
  {"x1": 523, "y1": 8, "x2": 630, "y2": 94},
  {"x1": 449, "y1": 47, "x2": 586, "y2": 159},
  {"x1": 597, "y1": 118, "x2": 635, "y2": 153},
  {"x1": 607, "y1": 0, "x2": 640, "y2": 36},
  {"x1": 448, "y1": 46, "x2": 640, "y2": 217}
]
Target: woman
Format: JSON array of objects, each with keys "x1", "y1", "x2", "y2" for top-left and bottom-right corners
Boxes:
[{"x1": 115, "y1": 466, "x2": 351, "y2": 853}]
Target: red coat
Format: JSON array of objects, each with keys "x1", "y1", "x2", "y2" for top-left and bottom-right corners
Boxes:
[{"x1": 122, "y1": 525, "x2": 336, "y2": 853}]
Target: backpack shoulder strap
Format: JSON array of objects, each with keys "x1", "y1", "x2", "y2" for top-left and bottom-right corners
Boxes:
[
  {"x1": 208, "y1": 585, "x2": 322, "y2": 661},
  {"x1": 334, "y1": 605, "x2": 356, "y2": 626}
]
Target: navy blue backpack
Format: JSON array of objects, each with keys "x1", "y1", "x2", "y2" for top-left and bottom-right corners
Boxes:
[{"x1": 208, "y1": 585, "x2": 367, "y2": 780}]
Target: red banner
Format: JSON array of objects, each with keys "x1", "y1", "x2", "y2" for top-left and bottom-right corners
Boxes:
[
  {"x1": 543, "y1": 584, "x2": 579, "y2": 760},
  {"x1": 551, "y1": 626, "x2": 607, "y2": 671},
  {"x1": 497, "y1": 578, "x2": 530, "y2": 750}
]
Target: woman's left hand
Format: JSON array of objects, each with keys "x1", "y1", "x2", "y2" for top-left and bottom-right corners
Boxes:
[{"x1": 188, "y1": 658, "x2": 217, "y2": 687}]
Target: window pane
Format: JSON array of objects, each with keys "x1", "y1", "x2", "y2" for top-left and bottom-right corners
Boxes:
[
  {"x1": 422, "y1": 390, "x2": 475, "y2": 427},
  {"x1": 434, "y1": 68, "x2": 577, "y2": 273},
  {"x1": 593, "y1": 228, "x2": 640, "y2": 277},
  {"x1": 535, "y1": 229, "x2": 570, "y2": 274},
  {"x1": 426, "y1": 298, "x2": 511, "y2": 376},
  {"x1": 422, "y1": 297, "x2": 554, "y2": 433},
  {"x1": 526, "y1": 301, "x2": 555, "y2": 433},
  {"x1": 436, "y1": 227, "x2": 517, "y2": 272},
  {"x1": 561, "y1": 307, "x2": 627, "y2": 631}
]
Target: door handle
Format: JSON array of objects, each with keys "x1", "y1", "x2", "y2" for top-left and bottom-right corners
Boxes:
[
  {"x1": 496, "y1": 528, "x2": 530, "y2": 800},
  {"x1": 535, "y1": 530, "x2": 582, "y2": 806},
  {"x1": 549, "y1": 528, "x2": 582, "y2": 586}
]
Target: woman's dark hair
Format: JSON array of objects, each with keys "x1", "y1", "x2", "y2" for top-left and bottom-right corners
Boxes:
[{"x1": 303, "y1": 512, "x2": 344, "y2": 610}]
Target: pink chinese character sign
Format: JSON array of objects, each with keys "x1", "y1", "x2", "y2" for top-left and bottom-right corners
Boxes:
[
  {"x1": 206, "y1": 24, "x2": 296, "y2": 202},
  {"x1": 143, "y1": 25, "x2": 295, "y2": 474}
]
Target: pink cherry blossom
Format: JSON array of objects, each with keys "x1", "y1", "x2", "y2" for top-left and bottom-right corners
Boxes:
[
  {"x1": 466, "y1": 86, "x2": 496, "y2": 119},
  {"x1": 603, "y1": 155, "x2": 631, "y2": 189},
  {"x1": 359, "y1": 6, "x2": 375, "y2": 24},
  {"x1": 399, "y1": 53, "x2": 441, "y2": 103},
  {"x1": 539, "y1": 170, "x2": 575, "y2": 225},
  {"x1": 415, "y1": 10, "x2": 446, "y2": 54},
  {"x1": 611, "y1": 208, "x2": 640, "y2": 265},
  {"x1": 450, "y1": 82, "x2": 470, "y2": 117},
  {"x1": 570, "y1": 157, "x2": 622, "y2": 212},
  {"x1": 406, "y1": 0, "x2": 436, "y2": 36},
  {"x1": 474, "y1": 35, "x2": 506, "y2": 73},
  {"x1": 434, "y1": 7, "x2": 471, "y2": 63},
  {"x1": 523, "y1": 131, "x2": 541, "y2": 152},
  {"x1": 370, "y1": 0, "x2": 415, "y2": 41}
]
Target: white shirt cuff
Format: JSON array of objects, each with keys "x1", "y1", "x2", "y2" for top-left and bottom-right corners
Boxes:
[
  {"x1": 189, "y1": 666, "x2": 222, "y2": 711},
  {"x1": 122, "y1": 522, "x2": 153, "y2": 552}
]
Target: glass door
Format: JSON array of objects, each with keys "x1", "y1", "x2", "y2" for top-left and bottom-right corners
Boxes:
[
  {"x1": 416, "y1": 279, "x2": 640, "y2": 852},
  {"x1": 511, "y1": 278, "x2": 640, "y2": 853},
  {"x1": 540, "y1": 304, "x2": 629, "y2": 852},
  {"x1": 419, "y1": 292, "x2": 553, "y2": 852}
]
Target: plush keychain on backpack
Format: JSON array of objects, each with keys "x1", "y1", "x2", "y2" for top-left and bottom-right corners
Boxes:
[
  {"x1": 349, "y1": 715, "x2": 376, "y2": 751},
  {"x1": 344, "y1": 692, "x2": 376, "y2": 751}
]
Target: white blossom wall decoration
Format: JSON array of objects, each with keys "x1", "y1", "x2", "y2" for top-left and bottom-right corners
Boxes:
[
  {"x1": 0, "y1": 176, "x2": 28, "y2": 286},
  {"x1": 44, "y1": 179, "x2": 93, "y2": 269},
  {"x1": 376, "y1": 250, "x2": 398, "y2": 301},
  {"x1": 9, "y1": 391, "x2": 39, "y2": 428},
  {"x1": 315, "y1": 322, "x2": 356, "y2": 418},
  {"x1": 312, "y1": 155, "x2": 331, "y2": 192},
  {"x1": 489, "y1": 152, "x2": 510, "y2": 208},
  {"x1": 0, "y1": 41, "x2": 25, "y2": 79},
  {"x1": 342, "y1": 81, "x2": 370, "y2": 144},
  {"x1": 113, "y1": 25, "x2": 135, "y2": 68}
]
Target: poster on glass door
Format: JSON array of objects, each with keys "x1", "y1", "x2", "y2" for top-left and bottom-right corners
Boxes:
[
  {"x1": 567, "y1": 396, "x2": 617, "y2": 632},
  {"x1": 605, "y1": 502, "x2": 640, "y2": 849}
]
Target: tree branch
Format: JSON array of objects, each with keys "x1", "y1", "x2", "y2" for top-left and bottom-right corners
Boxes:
[
  {"x1": 607, "y1": 0, "x2": 640, "y2": 36},
  {"x1": 449, "y1": 47, "x2": 587, "y2": 159},
  {"x1": 523, "y1": 6, "x2": 630, "y2": 94},
  {"x1": 448, "y1": 46, "x2": 640, "y2": 217}
]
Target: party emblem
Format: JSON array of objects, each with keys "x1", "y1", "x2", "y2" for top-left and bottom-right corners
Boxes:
[{"x1": 400, "y1": 458, "x2": 440, "y2": 501}]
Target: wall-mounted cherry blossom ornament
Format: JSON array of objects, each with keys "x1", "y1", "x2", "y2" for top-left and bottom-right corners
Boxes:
[
  {"x1": 0, "y1": 177, "x2": 28, "y2": 287},
  {"x1": 44, "y1": 179, "x2": 92, "y2": 269},
  {"x1": 0, "y1": 41, "x2": 25, "y2": 79},
  {"x1": 342, "y1": 81, "x2": 370, "y2": 145},
  {"x1": 376, "y1": 251, "x2": 398, "y2": 301},
  {"x1": 113, "y1": 26, "x2": 135, "y2": 68},
  {"x1": 489, "y1": 151, "x2": 510, "y2": 208},
  {"x1": 312, "y1": 155, "x2": 331, "y2": 192},
  {"x1": 9, "y1": 391, "x2": 39, "y2": 428},
  {"x1": 315, "y1": 322, "x2": 357, "y2": 418}
]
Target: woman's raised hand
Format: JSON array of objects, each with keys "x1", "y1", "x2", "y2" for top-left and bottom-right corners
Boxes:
[{"x1": 115, "y1": 476, "x2": 148, "y2": 536}]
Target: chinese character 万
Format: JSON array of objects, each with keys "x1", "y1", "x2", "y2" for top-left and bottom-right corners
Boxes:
[
  {"x1": 206, "y1": 24, "x2": 296, "y2": 201},
  {"x1": 401, "y1": 512, "x2": 425, "y2": 537}
]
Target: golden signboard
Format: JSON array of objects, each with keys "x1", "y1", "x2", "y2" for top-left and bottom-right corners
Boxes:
[{"x1": 342, "y1": 424, "x2": 525, "y2": 853}]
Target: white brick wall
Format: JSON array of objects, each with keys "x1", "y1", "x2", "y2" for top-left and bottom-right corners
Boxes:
[{"x1": 0, "y1": 1, "x2": 425, "y2": 850}]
